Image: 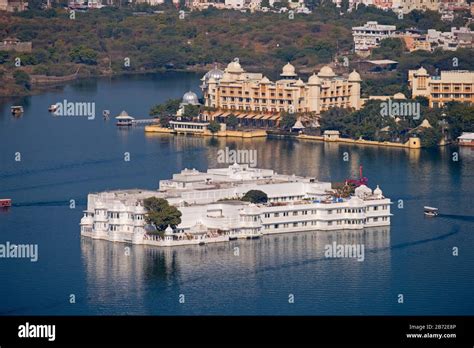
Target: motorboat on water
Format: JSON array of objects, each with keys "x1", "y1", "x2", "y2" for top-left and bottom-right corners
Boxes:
[
  {"x1": 424, "y1": 206, "x2": 439, "y2": 217},
  {"x1": 11, "y1": 106, "x2": 24, "y2": 115},
  {"x1": 48, "y1": 104, "x2": 59, "y2": 112},
  {"x1": 0, "y1": 198, "x2": 12, "y2": 208}
]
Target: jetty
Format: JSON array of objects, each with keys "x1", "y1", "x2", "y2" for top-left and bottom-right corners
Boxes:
[{"x1": 115, "y1": 110, "x2": 159, "y2": 127}]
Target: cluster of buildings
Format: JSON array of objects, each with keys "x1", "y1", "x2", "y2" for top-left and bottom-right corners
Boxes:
[
  {"x1": 352, "y1": 21, "x2": 397, "y2": 56},
  {"x1": 352, "y1": 21, "x2": 474, "y2": 55},
  {"x1": 68, "y1": 0, "x2": 105, "y2": 10},
  {"x1": 200, "y1": 59, "x2": 362, "y2": 115},
  {"x1": 81, "y1": 164, "x2": 392, "y2": 246},
  {"x1": 0, "y1": 37, "x2": 32, "y2": 53},
  {"x1": 164, "y1": 59, "x2": 473, "y2": 133},
  {"x1": 409, "y1": 67, "x2": 474, "y2": 107},
  {"x1": 335, "y1": 0, "x2": 471, "y2": 15},
  {"x1": 398, "y1": 27, "x2": 474, "y2": 52},
  {"x1": 0, "y1": 0, "x2": 27, "y2": 12},
  {"x1": 183, "y1": 0, "x2": 311, "y2": 13}
]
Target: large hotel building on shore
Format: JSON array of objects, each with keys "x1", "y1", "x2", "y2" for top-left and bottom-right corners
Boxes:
[
  {"x1": 409, "y1": 67, "x2": 474, "y2": 107},
  {"x1": 200, "y1": 59, "x2": 362, "y2": 116}
]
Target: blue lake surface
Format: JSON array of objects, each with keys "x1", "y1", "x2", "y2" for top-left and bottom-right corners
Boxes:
[{"x1": 0, "y1": 72, "x2": 473, "y2": 315}]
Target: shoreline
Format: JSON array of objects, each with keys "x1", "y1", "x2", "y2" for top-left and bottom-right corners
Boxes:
[
  {"x1": 0, "y1": 66, "x2": 208, "y2": 99},
  {"x1": 144, "y1": 125, "x2": 456, "y2": 149}
]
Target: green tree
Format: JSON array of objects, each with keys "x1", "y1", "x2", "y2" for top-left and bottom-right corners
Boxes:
[
  {"x1": 242, "y1": 190, "x2": 268, "y2": 204},
  {"x1": 143, "y1": 197, "x2": 182, "y2": 232},
  {"x1": 182, "y1": 104, "x2": 201, "y2": 120},
  {"x1": 69, "y1": 46, "x2": 98, "y2": 65},
  {"x1": 225, "y1": 114, "x2": 239, "y2": 130},
  {"x1": 419, "y1": 127, "x2": 442, "y2": 148},
  {"x1": 13, "y1": 70, "x2": 31, "y2": 90},
  {"x1": 279, "y1": 111, "x2": 296, "y2": 130},
  {"x1": 208, "y1": 120, "x2": 220, "y2": 133},
  {"x1": 371, "y1": 38, "x2": 405, "y2": 59},
  {"x1": 0, "y1": 51, "x2": 9, "y2": 65},
  {"x1": 149, "y1": 98, "x2": 181, "y2": 117},
  {"x1": 320, "y1": 107, "x2": 352, "y2": 133},
  {"x1": 445, "y1": 102, "x2": 474, "y2": 139}
]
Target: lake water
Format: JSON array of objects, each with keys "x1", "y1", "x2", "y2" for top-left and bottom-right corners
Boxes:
[{"x1": 0, "y1": 73, "x2": 473, "y2": 315}]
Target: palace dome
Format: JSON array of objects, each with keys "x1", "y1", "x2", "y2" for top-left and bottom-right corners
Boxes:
[
  {"x1": 294, "y1": 78, "x2": 305, "y2": 87},
  {"x1": 281, "y1": 62, "x2": 297, "y2": 77},
  {"x1": 373, "y1": 185, "x2": 383, "y2": 197},
  {"x1": 416, "y1": 66, "x2": 429, "y2": 76},
  {"x1": 204, "y1": 67, "x2": 224, "y2": 81},
  {"x1": 355, "y1": 185, "x2": 372, "y2": 198},
  {"x1": 308, "y1": 73, "x2": 321, "y2": 85},
  {"x1": 348, "y1": 70, "x2": 361, "y2": 82},
  {"x1": 182, "y1": 91, "x2": 199, "y2": 105},
  {"x1": 318, "y1": 66, "x2": 336, "y2": 78},
  {"x1": 165, "y1": 225, "x2": 174, "y2": 235},
  {"x1": 226, "y1": 59, "x2": 244, "y2": 74},
  {"x1": 260, "y1": 76, "x2": 271, "y2": 84}
]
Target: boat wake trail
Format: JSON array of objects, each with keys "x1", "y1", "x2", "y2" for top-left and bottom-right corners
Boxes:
[
  {"x1": 12, "y1": 200, "x2": 86, "y2": 207},
  {"x1": 371, "y1": 225, "x2": 460, "y2": 253},
  {"x1": 250, "y1": 225, "x2": 461, "y2": 275},
  {"x1": 437, "y1": 214, "x2": 474, "y2": 222}
]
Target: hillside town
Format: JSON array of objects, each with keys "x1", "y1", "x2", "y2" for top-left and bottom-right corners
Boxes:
[{"x1": 1, "y1": 0, "x2": 473, "y2": 147}]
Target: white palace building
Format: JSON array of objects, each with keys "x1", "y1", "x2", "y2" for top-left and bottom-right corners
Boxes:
[{"x1": 80, "y1": 164, "x2": 392, "y2": 247}]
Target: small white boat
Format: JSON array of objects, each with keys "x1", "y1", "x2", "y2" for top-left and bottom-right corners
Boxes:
[
  {"x1": 424, "y1": 206, "x2": 439, "y2": 217},
  {"x1": 48, "y1": 104, "x2": 59, "y2": 112},
  {"x1": 11, "y1": 106, "x2": 24, "y2": 115}
]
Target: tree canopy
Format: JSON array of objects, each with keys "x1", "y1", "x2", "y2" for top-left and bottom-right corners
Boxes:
[
  {"x1": 242, "y1": 190, "x2": 268, "y2": 204},
  {"x1": 143, "y1": 197, "x2": 182, "y2": 232},
  {"x1": 208, "y1": 120, "x2": 221, "y2": 133}
]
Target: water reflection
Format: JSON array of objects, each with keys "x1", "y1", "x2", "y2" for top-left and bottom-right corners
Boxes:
[{"x1": 81, "y1": 227, "x2": 390, "y2": 314}]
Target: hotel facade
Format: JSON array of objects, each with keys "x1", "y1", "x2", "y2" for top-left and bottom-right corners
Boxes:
[
  {"x1": 409, "y1": 67, "x2": 474, "y2": 107},
  {"x1": 352, "y1": 21, "x2": 397, "y2": 55},
  {"x1": 81, "y1": 164, "x2": 392, "y2": 247},
  {"x1": 200, "y1": 59, "x2": 362, "y2": 116}
]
